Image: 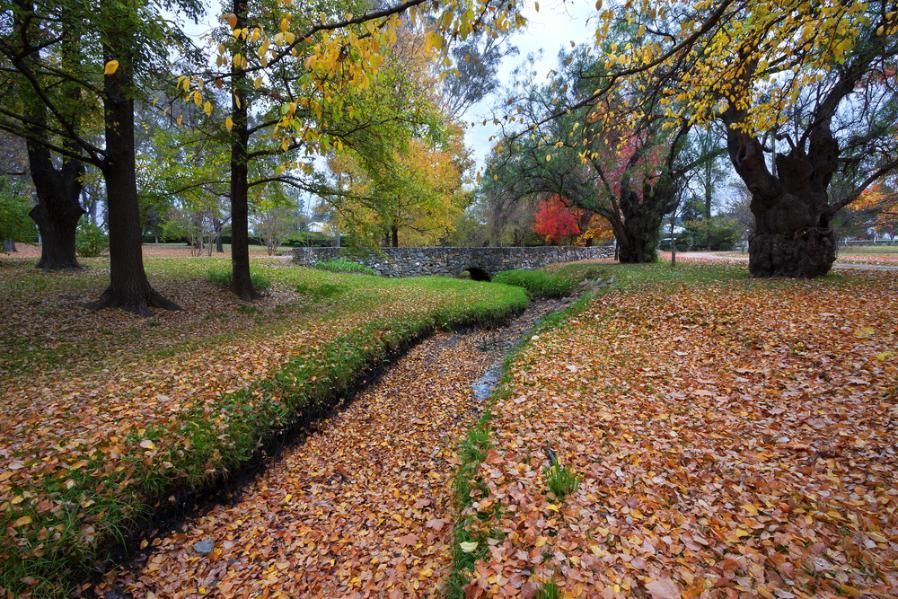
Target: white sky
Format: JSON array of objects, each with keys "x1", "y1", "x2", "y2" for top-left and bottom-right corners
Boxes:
[{"x1": 462, "y1": 0, "x2": 598, "y2": 168}]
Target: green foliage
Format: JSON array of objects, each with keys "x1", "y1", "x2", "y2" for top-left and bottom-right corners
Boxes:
[
  {"x1": 207, "y1": 268, "x2": 271, "y2": 292},
  {"x1": 493, "y1": 269, "x2": 575, "y2": 298},
  {"x1": 314, "y1": 258, "x2": 378, "y2": 276},
  {"x1": 535, "y1": 580, "x2": 561, "y2": 599},
  {"x1": 545, "y1": 462, "x2": 581, "y2": 500},
  {"x1": 0, "y1": 178, "x2": 35, "y2": 243},
  {"x1": 681, "y1": 216, "x2": 742, "y2": 251},
  {"x1": 75, "y1": 223, "x2": 108, "y2": 257}
]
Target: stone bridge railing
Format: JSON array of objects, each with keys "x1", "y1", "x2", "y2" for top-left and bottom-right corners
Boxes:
[{"x1": 292, "y1": 246, "x2": 614, "y2": 278}]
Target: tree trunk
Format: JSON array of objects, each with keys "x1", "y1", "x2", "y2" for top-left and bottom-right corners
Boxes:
[
  {"x1": 29, "y1": 186, "x2": 83, "y2": 269},
  {"x1": 748, "y1": 193, "x2": 835, "y2": 277},
  {"x1": 214, "y1": 217, "x2": 224, "y2": 253},
  {"x1": 228, "y1": 0, "x2": 257, "y2": 300},
  {"x1": 16, "y1": 3, "x2": 84, "y2": 270},
  {"x1": 3, "y1": 239, "x2": 16, "y2": 252},
  {"x1": 390, "y1": 223, "x2": 399, "y2": 248},
  {"x1": 94, "y1": 19, "x2": 179, "y2": 314},
  {"x1": 669, "y1": 213, "x2": 677, "y2": 267},
  {"x1": 615, "y1": 189, "x2": 664, "y2": 263},
  {"x1": 725, "y1": 121, "x2": 837, "y2": 277}
]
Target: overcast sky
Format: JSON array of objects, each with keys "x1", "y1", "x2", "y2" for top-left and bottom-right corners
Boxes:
[
  {"x1": 173, "y1": 0, "x2": 599, "y2": 172},
  {"x1": 463, "y1": 0, "x2": 597, "y2": 169}
]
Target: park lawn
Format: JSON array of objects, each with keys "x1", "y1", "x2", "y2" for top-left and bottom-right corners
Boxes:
[
  {"x1": 452, "y1": 263, "x2": 898, "y2": 597},
  {"x1": 0, "y1": 256, "x2": 528, "y2": 596}
]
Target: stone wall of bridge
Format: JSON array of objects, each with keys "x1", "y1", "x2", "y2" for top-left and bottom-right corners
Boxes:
[{"x1": 292, "y1": 246, "x2": 614, "y2": 277}]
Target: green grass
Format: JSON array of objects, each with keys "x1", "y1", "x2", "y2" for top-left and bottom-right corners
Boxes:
[
  {"x1": 207, "y1": 267, "x2": 272, "y2": 291},
  {"x1": 492, "y1": 269, "x2": 576, "y2": 298},
  {"x1": 838, "y1": 244, "x2": 898, "y2": 255},
  {"x1": 545, "y1": 462, "x2": 581, "y2": 500},
  {"x1": 0, "y1": 258, "x2": 528, "y2": 596},
  {"x1": 535, "y1": 580, "x2": 561, "y2": 599},
  {"x1": 314, "y1": 258, "x2": 379, "y2": 275}
]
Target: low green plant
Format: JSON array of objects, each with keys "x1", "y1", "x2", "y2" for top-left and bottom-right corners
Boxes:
[
  {"x1": 75, "y1": 223, "x2": 108, "y2": 257},
  {"x1": 296, "y1": 281, "x2": 345, "y2": 299},
  {"x1": 492, "y1": 269, "x2": 575, "y2": 298},
  {"x1": 545, "y1": 462, "x2": 581, "y2": 500},
  {"x1": 207, "y1": 268, "x2": 271, "y2": 292},
  {"x1": 314, "y1": 258, "x2": 378, "y2": 276},
  {"x1": 535, "y1": 580, "x2": 561, "y2": 599}
]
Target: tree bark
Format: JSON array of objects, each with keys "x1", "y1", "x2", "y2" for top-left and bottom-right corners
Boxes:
[
  {"x1": 15, "y1": 0, "x2": 84, "y2": 269},
  {"x1": 25, "y1": 111, "x2": 84, "y2": 270},
  {"x1": 228, "y1": 0, "x2": 257, "y2": 300},
  {"x1": 612, "y1": 186, "x2": 669, "y2": 263},
  {"x1": 724, "y1": 116, "x2": 836, "y2": 277},
  {"x1": 390, "y1": 223, "x2": 399, "y2": 247},
  {"x1": 214, "y1": 217, "x2": 224, "y2": 253},
  {"x1": 94, "y1": 13, "x2": 179, "y2": 314}
]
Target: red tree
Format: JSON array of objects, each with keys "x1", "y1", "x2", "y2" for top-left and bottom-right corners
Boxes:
[{"x1": 533, "y1": 195, "x2": 581, "y2": 244}]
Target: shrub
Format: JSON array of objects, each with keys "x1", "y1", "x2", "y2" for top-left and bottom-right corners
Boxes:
[
  {"x1": 681, "y1": 216, "x2": 743, "y2": 250},
  {"x1": 75, "y1": 223, "x2": 108, "y2": 257},
  {"x1": 493, "y1": 269, "x2": 575, "y2": 298},
  {"x1": 207, "y1": 268, "x2": 271, "y2": 292},
  {"x1": 314, "y1": 258, "x2": 378, "y2": 276}
]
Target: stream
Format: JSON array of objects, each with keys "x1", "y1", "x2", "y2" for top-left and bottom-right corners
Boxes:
[{"x1": 96, "y1": 297, "x2": 574, "y2": 597}]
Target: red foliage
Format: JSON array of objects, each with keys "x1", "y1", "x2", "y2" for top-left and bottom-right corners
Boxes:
[{"x1": 532, "y1": 195, "x2": 581, "y2": 244}]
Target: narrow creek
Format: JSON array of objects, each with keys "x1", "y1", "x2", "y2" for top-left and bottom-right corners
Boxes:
[{"x1": 95, "y1": 297, "x2": 574, "y2": 598}]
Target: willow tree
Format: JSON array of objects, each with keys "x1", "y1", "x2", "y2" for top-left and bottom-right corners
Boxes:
[{"x1": 583, "y1": 0, "x2": 898, "y2": 276}]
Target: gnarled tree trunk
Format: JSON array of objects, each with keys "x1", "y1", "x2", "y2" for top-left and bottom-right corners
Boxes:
[
  {"x1": 16, "y1": 1, "x2": 85, "y2": 270},
  {"x1": 725, "y1": 114, "x2": 837, "y2": 277},
  {"x1": 25, "y1": 114, "x2": 84, "y2": 269},
  {"x1": 612, "y1": 180, "x2": 675, "y2": 263},
  {"x1": 616, "y1": 204, "x2": 663, "y2": 263}
]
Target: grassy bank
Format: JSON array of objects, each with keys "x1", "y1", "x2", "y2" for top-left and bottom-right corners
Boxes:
[{"x1": 0, "y1": 256, "x2": 527, "y2": 596}]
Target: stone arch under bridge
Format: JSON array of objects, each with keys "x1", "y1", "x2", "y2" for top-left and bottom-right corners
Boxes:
[{"x1": 292, "y1": 246, "x2": 614, "y2": 277}]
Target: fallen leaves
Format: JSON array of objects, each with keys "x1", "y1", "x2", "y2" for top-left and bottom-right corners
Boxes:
[
  {"x1": 0, "y1": 258, "x2": 526, "y2": 593},
  {"x1": 95, "y1": 329, "x2": 509, "y2": 596},
  {"x1": 459, "y1": 272, "x2": 898, "y2": 597}
]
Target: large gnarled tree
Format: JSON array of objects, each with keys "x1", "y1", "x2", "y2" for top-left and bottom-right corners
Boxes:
[{"x1": 583, "y1": 0, "x2": 898, "y2": 276}]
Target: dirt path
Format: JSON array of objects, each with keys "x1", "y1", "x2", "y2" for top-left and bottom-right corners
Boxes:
[
  {"x1": 95, "y1": 299, "x2": 568, "y2": 598},
  {"x1": 662, "y1": 250, "x2": 898, "y2": 271}
]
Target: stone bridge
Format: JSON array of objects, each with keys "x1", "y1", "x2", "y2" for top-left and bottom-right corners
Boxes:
[{"x1": 292, "y1": 246, "x2": 614, "y2": 279}]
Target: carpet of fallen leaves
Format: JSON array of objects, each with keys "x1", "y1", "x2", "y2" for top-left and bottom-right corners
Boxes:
[
  {"x1": 94, "y1": 316, "x2": 544, "y2": 597},
  {"x1": 0, "y1": 256, "x2": 526, "y2": 594},
  {"x1": 462, "y1": 272, "x2": 898, "y2": 598}
]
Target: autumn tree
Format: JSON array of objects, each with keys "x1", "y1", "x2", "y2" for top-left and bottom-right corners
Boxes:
[
  {"x1": 532, "y1": 194, "x2": 580, "y2": 244},
  {"x1": 1, "y1": 1, "x2": 88, "y2": 269},
  {"x1": 319, "y1": 31, "x2": 472, "y2": 247},
  {"x1": 486, "y1": 45, "x2": 707, "y2": 262},
  {"x1": 184, "y1": 0, "x2": 523, "y2": 298},
  {"x1": 844, "y1": 181, "x2": 898, "y2": 237},
  {"x1": 582, "y1": 0, "x2": 898, "y2": 276}
]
